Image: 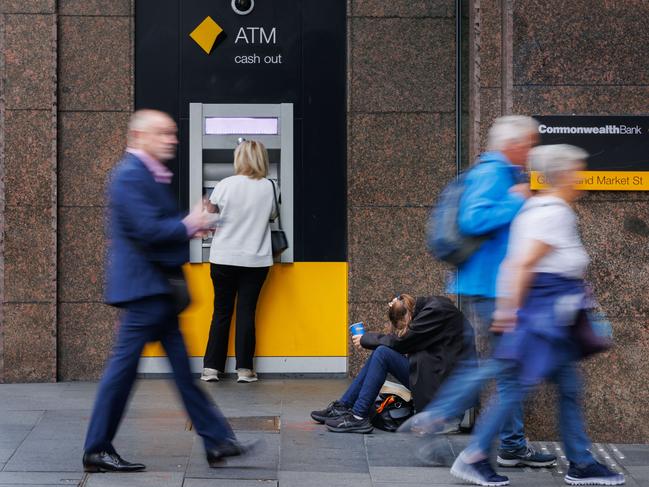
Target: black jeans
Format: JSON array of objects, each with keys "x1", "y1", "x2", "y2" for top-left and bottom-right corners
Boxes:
[{"x1": 204, "y1": 264, "x2": 270, "y2": 371}]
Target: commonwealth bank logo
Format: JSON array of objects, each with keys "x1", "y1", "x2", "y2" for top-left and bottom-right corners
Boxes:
[{"x1": 190, "y1": 16, "x2": 224, "y2": 54}]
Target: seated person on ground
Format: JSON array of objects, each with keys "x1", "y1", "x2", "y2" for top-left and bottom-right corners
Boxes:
[{"x1": 310, "y1": 294, "x2": 467, "y2": 433}]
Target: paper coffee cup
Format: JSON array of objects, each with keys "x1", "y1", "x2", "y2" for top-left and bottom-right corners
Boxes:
[{"x1": 349, "y1": 322, "x2": 365, "y2": 336}]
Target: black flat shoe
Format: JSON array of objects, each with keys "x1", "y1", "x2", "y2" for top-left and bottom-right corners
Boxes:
[
  {"x1": 206, "y1": 438, "x2": 265, "y2": 467},
  {"x1": 82, "y1": 451, "x2": 146, "y2": 473}
]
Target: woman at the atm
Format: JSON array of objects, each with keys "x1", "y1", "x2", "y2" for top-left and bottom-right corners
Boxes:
[{"x1": 201, "y1": 139, "x2": 278, "y2": 383}]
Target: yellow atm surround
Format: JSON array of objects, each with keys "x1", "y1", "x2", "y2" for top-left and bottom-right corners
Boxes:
[{"x1": 142, "y1": 262, "x2": 348, "y2": 373}]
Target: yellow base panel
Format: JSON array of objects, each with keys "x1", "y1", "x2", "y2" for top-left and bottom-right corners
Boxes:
[
  {"x1": 143, "y1": 262, "x2": 348, "y2": 358},
  {"x1": 531, "y1": 170, "x2": 649, "y2": 191}
]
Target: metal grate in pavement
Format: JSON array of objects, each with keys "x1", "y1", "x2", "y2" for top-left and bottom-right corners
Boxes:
[{"x1": 186, "y1": 415, "x2": 281, "y2": 433}]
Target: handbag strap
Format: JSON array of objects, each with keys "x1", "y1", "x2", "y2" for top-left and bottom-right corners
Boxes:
[{"x1": 268, "y1": 178, "x2": 283, "y2": 230}]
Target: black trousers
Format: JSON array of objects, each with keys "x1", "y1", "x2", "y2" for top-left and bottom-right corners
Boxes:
[{"x1": 204, "y1": 263, "x2": 270, "y2": 371}]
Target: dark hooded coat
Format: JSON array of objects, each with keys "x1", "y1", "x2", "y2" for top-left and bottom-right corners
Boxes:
[{"x1": 360, "y1": 295, "x2": 469, "y2": 412}]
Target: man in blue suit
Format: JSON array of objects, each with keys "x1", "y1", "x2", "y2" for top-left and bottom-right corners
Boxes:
[{"x1": 83, "y1": 109, "x2": 260, "y2": 473}]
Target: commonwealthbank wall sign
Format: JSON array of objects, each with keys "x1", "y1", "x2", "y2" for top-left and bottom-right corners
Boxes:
[{"x1": 532, "y1": 116, "x2": 649, "y2": 191}]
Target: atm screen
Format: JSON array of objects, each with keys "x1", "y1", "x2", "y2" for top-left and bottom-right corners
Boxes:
[{"x1": 204, "y1": 117, "x2": 279, "y2": 135}]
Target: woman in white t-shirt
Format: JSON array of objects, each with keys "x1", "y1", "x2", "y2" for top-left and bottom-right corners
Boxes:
[
  {"x1": 446, "y1": 145, "x2": 624, "y2": 486},
  {"x1": 200, "y1": 140, "x2": 278, "y2": 384}
]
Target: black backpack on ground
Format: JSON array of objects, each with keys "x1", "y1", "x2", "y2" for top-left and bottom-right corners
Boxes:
[{"x1": 370, "y1": 393, "x2": 414, "y2": 432}]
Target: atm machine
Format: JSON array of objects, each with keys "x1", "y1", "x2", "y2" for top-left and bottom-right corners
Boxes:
[
  {"x1": 141, "y1": 101, "x2": 345, "y2": 375},
  {"x1": 188, "y1": 103, "x2": 294, "y2": 263}
]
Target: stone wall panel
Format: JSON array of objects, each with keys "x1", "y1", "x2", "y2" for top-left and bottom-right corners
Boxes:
[
  {"x1": 4, "y1": 207, "x2": 55, "y2": 303},
  {"x1": 348, "y1": 207, "x2": 448, "y2": 304},
  {"x1": 350, "y1": 0, "x2": 453, "y2": 18},
  {"x1": 58, "y1": 303, "x2": 118, "y2": 381},
  {"x1": 514, "y1": 0, "x2": 649, "y2": 86},
  {"x1": 58, "y1": 16, "x2": 131, "y2": 111},
  {"x1": 59, "y1": 0, "x2": 131, "y2": 16},
  {"x1": 58, "y1": 207, "x2": 106, "y2": 303},
  {"x1": 4, "y1": 110, "x2": 54, "y2": 207},
  {"x1": 350, "y1": 17, "x2": 455, "y2": 113},
  {"x1": 4, "y1": 14, "x2": 55, "y2": 109},
  {"x1": 59, "y1": 111, "x2": 128, "y2": 207},
  {"x1": 2, "y1": 304, "x2": 56, "y2": 383},
  {"x1": 349, "y1": 112, "x2": 454, "y2": 207}
]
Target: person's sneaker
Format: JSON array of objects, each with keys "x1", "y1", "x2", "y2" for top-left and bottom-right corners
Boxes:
[
  {"x1": 310, "y1": 401, "x2": 350, "y2": 424},
  {"x1": 325, "y1": 412, "x2": 374, "y2": 433},
  {"x1": 236, "y1": 368, "x2": 258, "y2": 383},
  {"x1": 396, "y1": 410, "x2": 447, "y2": 436},
  {"x1": 497, "y1": 445, "x2": 557, "y2": 467},
  {"x1": 200, "y1": 368, "x2": 220, "y2": 382},
  {"x1": 450, "y1": 455, "x2": 510, "y2": 486},
  {"x1": 564, "y1": 461, "x2": 625, "y2": 485}
]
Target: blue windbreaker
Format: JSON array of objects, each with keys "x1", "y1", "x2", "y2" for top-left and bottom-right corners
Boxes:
[{"x1": 451, "y1": 151, "x2": 526, "y2": 298}]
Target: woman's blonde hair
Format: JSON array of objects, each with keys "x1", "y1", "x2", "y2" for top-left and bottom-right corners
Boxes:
[{"x1": 234, "y1": 140, "x2": 269, "y2": 179}]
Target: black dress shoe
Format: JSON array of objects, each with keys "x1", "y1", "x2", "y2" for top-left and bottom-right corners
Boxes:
[
  {"x1": 82, "y1": 451, "x2": 146, "y2": 473},
  {"x1": 206, "y1": 438, "x2": 265, "y2": 468}
]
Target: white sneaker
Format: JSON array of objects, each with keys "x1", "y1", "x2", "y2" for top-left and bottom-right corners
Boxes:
[
  {"x1": 200, "y1": 368, "x2": 220, "y2": 382},
  {"x1": 237, "y1": 368, "x2": 258, "y2": 383}
]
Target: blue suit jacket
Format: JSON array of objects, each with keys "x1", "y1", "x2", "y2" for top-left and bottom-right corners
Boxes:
[{"x1": 105, "y1": 153, "x2": 189, "y2": 306}]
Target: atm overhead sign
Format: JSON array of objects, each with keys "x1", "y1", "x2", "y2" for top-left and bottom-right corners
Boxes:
[{"x1": 190, "y1": 16, "x2": 223, "y2": 54}]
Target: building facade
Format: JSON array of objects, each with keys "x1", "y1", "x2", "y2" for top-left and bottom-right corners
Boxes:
[{"x1": 1, "y1": 0, "x2": 648, "y2": 442}]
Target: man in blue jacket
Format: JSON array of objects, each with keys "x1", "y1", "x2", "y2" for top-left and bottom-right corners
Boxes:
[
  {"x1": 456, "y1": 116, "x2": 556, "y2": 474},
  {"x1": 82, "y1": 110, "x2": 260, "y2": 473}
]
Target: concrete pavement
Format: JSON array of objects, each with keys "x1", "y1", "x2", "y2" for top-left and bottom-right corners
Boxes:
[{"x1": 0, "y1": 378, "x2": 647, "y2": 486}]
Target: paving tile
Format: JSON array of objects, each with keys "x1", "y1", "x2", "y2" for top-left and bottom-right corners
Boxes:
[
  {"x1": 627, "y1": 467, "x2": 649, "y2": 487},
  {"x1": 0, "y1": 380, "x2": 648, "y2": 486},
  {"x1": 278, "y1": 471, "x2": 372, "y2": 487},
  {"x1": 369, "y1": 466, "x2": 457, "y2": 484},
  {"x1": 280, "y1": 429, "x2": 368, "y2": 473},
  {"x1": 366, "y1": 434, "x2": 454, "y2": 468},
  {"x1": 184, "y1": 480, "x2": 277, "y2": 487},
  {"x1": 373, "y1": 483, "x2": 456, "y2": 487},
  {"x1": 3, "y1": 438, "x2": 83, "y2": 472},
  {"x1": 0, "y1": 472, "x2": 82, "y2": 484},
  {"x1": 185, "y1": 433, "x2": 279, "y2": 480},
  {"x1": 0, "y1": 412, "x2": 43, "y2": 462},
  {"x1": 613, "y1": 445, "x2": 649, "y2": 467},
  {"x1": 0, "y1": 484, "x2": 80, "y2": 487},
  {"x1": 84, "y1": 472, "x2": 184, "y2": 487},
  {"x1": 499, "y1": 469, "x2": 564, "y2": 486}
]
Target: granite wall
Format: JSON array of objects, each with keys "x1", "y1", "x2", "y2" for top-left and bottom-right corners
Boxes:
[
  {"x1": 56, "y1": 1, "x2": 131, "y2": 380},
  {"x1": 470, "y1": 0, "x2": 649, "y2": 443},
  {"x1": 346, "y1": 0, "x2": 458, "y2": 371},
  {"x1": 0, "y1": 1, "x2": 131, "y2": 382},
  {"x1": 0, "y1": 1, "x2": 58, "y2": 382}
]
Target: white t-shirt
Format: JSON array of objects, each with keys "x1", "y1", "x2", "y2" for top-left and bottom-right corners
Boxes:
[
  {"x1": 505, "y1": 195, "x2": 590, "y2": 279},
  {"x1": 208, "y1": 175, "x2": 277, "y2": 267}
]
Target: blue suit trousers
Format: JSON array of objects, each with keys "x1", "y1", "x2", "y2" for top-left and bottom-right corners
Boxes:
[{"x1": 84, "y1": 295, "x2": 234, "y2": 454}]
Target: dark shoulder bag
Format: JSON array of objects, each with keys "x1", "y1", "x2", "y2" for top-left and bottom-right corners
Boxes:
[
  {"x1": 160, "y1": 266, "x2": 191, "y2": 315},
  {"x1": 269, "y1": 179, "x2": 289, "y2": 257},
  {"x1": 129, "y1": 238, "x2": 190, "y2": 315}
]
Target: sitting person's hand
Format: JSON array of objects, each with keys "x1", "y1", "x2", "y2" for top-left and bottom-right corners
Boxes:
[{"x1": 351, "y1": 334, "x2": 363, "y2": 351}]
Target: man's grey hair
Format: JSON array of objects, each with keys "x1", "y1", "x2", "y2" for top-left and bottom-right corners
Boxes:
[
  {"x1": 528, "y1": 144, "x2": 588, "y2": 186},
  {"x1": 486, "y1": 115, "x2": 539, "y2": 151},
  {"x1": 127, "y1": 109, "x2": 169, "y2": 146}
]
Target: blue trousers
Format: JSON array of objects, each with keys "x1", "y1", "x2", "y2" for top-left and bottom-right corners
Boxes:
[
  {"x1": 84, "y1": 295, "x2": 234, "y2": 454},
  {"x1": 469, "y1": 346, "x2": 595, "y2": 465},
  {"x1": 462, "y1": 296, "x2": 526, "y2": 451},
  {"x1": 341, "y1": 346, "x2": 410, "y2": 417}
]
